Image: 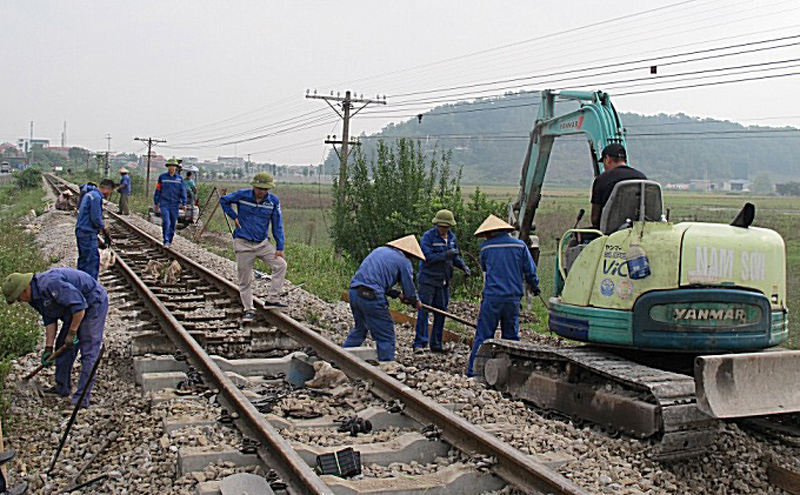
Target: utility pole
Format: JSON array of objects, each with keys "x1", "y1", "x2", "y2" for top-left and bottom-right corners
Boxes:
[
  {"x1": 134, "y1": 137, "x2": 166, "y2": 198},
  {"x1": 105, "y1": 134, "x2": 112, "y2": 177},
  {"x1": 306, "y1": 90, "x2": 386, "y2": 186}
]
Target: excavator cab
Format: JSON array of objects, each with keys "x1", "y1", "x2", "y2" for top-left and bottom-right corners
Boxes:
[
  {"x1": 559, "y1": 180, "x2": 664, "y2": 279},
  {"x1": 599, "y1": 180, "x2": 664, "y2": 234}
]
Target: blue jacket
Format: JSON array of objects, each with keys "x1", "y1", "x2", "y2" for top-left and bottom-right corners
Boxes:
[
  {"x1": 118, "y1": 174, "x2": 131, "y2": 195},
  {"x1": 28, "y1": 268, "x2": 107, "y2": 326},
  {"x1": 154, "y1": 172, "x2": 186, "y2": 207},
  {"x1": 418, "y1": 228, "x2": 466, "y2": 286},
  {"x1": 351, "y1": 246, "x2": 418, "y2": 302},
  {"x1": 479, "y1": 233, "x2": 538, "y2": 299},
  {"x1": 75, "y1": 188, "x2": 104, "y2": 236},
  {"x1": 219, "y1": 189, "x2": 285, "y2": 250}
]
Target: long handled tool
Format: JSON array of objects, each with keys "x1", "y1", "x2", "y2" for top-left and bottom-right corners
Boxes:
[
  {"x1": 67, "y1": 431, "x2": 117, "y2": 487},
  {"x1": 21, "y1": 344, "x2": 73, "y2": 382},
  {"x1": 47, "y1": 345, "x2": 105, "y2": 475},
  {"x1": 419, "y1": 302, "x2": 477, "y2": 329}
]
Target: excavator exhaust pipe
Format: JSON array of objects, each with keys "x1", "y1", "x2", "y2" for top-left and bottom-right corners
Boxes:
[{"x1": 695, "y1": 350, "x2": 800, "y2": 418}]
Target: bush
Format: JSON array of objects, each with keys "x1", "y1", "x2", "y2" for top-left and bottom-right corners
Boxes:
[
  {"x1": 12, "y1": 168, "x2": 42, "y2": 190},
  {"x1": 330, "y1": 139, "x2": 506, "y2": 294}
]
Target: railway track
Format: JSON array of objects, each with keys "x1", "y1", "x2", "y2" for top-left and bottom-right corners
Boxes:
[{"x1": 43, "y1": 173, "x2": 593, "y2": 494}]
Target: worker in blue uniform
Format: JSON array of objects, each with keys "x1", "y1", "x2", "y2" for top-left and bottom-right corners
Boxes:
[
  {"x1": 3, "y1": 268, "x2": 108, "y2": 408},
  {"x1": 117, "y1": 167, "x2": 131, "y2": 215},
  {"x1": 466, "y1": 215, "x2": 539, "y2": 377},
  {"x1": 220, "y1": 172, "x2": 288, "y2": 320},
  {"x1": 413, "y1": 210, "x2": 470, "y2": 353},
  {"x1": 344, "y1": 235, "x2": 424, "y2": 361},
  {"x1": 154, "y1": 158, "x2": 187, "y2": 247},
  {"x1": 76, "y1": 179, "x2": 114, "y2": 280}
]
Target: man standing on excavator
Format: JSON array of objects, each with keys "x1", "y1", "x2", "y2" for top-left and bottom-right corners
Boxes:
[{"x1": 590, "y1": 143, "x2": 647, "y2": 229}]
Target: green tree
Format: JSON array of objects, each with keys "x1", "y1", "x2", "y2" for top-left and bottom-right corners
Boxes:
[{"x1": 330, "y1": 139, "x2": 505, "y2": 280}]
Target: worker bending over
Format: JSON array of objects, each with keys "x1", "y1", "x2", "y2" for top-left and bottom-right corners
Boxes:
[
  {"x1": 76, "y1": 179, "x2": 114, "y2": 280},
  {"x1": 344, "y1": 235, "x2": 424, "y2": 362},
  {"x1": 3, "y1": 268, "x2": 108, "y2": 408},
  {"x1": 590, "y1": 143, "x2": 647, "y2": 229},
  {"x1": 466, "y1": 215, "x2": 539, "y2": 377},
  {"x1": 220, "y1": 172, "x2": 287, "y2": 321},
  {"x1": 154, "y1": 158, "x2": 187, "y2": 247},
  {"x1": 117, "y1": 167, "x2": 131, "y2": 215},
  {"x1": 413, "y1": 209, "x2": 469, "y2": 353}
]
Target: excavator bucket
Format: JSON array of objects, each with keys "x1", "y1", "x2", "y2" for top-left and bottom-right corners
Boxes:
[{"x1": 695, "y1": 350, "x2": 800, "y2": 418}]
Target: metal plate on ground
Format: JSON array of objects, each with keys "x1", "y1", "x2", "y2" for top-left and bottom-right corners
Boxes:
[
  {"x1": 219, "y1": 473, "x2": 275, "y2": 495},
  {"x1": 695, "y1": 350, "x2": 800, "y2": 418}
]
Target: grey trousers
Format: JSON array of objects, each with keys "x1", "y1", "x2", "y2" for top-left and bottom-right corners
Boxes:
[
  {"x1": 233, "y1": 238, "x2": 287, "y2": 311},
  {"x1": 118, "y1": 193, "x2": 130, "y2": 215}
]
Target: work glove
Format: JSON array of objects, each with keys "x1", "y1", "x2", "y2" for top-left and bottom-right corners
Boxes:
[
  {"x1": 65, "y1": 332, "x2": 79, "y2": 348},
  {"x1": 98, "y1": 237, "x2": 107, "y2": 250},
  {"x1": 103, "y1": 230, "x2": 112, "y2": 248},
  {"x1": 444, "y1": 248, "x2": 458, "y2": 259},
  {"x1": 385, "y1": 289, "x2": 401, "y2": 299},
  {"x1": 531, "y1": 286, "x2": 542, "y2": 297},
  {"x1": 462, "y1": 266, "x2": 471, "y2": 277},
  {"x1": 41, "y1": 346, "x2": 54, "y2": 367}
]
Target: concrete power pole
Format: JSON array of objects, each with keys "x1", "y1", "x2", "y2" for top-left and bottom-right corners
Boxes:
[
  {"x1": 134, "y1": 136, "x2": 166, "y2": 198},
  {"x1": 105, "y1": 134, "x2": 112, "y2": 177},
  {"x1": 305, "y1": 90, "x2": 386, "y2": 186}
]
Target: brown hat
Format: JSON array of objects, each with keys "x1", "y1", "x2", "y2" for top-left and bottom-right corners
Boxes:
[
  {"x1": 474, "y1": 214, "x2": 514, "y2": 236},
  {"x1": 386, "y1": 235, "x2": 425, "y2": 261}
]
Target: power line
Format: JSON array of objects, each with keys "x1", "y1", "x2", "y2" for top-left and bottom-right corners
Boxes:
[
  {"x1": 321, "y1": 0, "x2": 701, "y2": 90},
  {"x1": 383, "y1": 35, "x2": 800, "y2": 103}
]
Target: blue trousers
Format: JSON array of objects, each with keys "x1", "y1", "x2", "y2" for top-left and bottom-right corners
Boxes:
[
  {"x1": 54, "y1": 295, "x2": 107, "y2": 407},
  {"x1": 413, "y1": 282, "x2": 449, "y2": 350},
  {"x1": 76, "y1": 233, "x2": 100, "y2": 280},
  {"x1": 466, "y1": 296, "x2": 520, "y2": 376},
  {"x1": 343, "y1": 288, "x2": 396, "y2": 361},
  {"x1": 160, "y1": 204, "x2": 179, "y2": 244}
]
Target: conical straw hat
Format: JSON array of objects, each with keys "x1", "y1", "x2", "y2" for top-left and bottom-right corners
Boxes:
[
  {"x1": 386, "y1": 235, "x2": 425, "y2": 261},
  {"x1": 474, "y1": 214, "x2": 514, "y2": 236}
]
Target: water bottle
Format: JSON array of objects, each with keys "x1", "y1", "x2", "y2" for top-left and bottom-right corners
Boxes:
[{"x1": 626, "y1": 243, "x2": 651, "y2": 280}]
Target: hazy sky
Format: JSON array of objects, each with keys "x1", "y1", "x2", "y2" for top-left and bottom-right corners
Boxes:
[{"x1": 3, "y1": 1, "x2": 799, "y2": 164}]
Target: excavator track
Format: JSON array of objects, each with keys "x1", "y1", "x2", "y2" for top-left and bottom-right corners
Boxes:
[{"x1": 475, "y1": 339, "x2": 718, "y2": 461}]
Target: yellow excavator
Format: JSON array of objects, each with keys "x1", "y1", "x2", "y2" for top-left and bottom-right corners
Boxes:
[{"x1": 474, "y1": 89, "x2": 798, "y2": 460}]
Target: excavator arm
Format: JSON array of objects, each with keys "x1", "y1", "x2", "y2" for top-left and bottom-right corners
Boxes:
[{"x1": 512, "y1": 90, "x2": 627, "y2": 244}]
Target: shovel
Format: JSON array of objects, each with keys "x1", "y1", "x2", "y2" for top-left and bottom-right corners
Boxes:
[
  {"x1": 20, "y1": 344, "x2": 73, "y2": 384},
  {"x1": 418, "y1": 303, "x2": 477, "y2": 329}
]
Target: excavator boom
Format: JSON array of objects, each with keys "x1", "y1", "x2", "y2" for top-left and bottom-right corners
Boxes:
[{"x1": 513, "y1": 90, "x2": 626, "y2": 243}]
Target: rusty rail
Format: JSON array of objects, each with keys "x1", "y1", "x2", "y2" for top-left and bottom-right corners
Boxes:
[
  {"x1": 111, "y1": 238, "x2": 332, "y2": 495},
  {"x1": 45, "y1": 173, "x2": 592, "y2": 495},
  {"x1": 108, "y1": 209, "x2": 592, "y2": 495}
]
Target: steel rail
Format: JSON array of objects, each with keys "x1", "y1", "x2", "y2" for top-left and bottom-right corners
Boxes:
[
  {"x1": 108, "y1": 209, "x2": 592, "y2": 495},
  {"x1": 110, "y1": 236, "x2": 332, "y2": 495}
]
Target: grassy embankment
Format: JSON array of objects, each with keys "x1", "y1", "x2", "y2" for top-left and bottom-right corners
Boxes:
[{"x1": 0, "y1": 172, "x2": 49, "y2": 421}]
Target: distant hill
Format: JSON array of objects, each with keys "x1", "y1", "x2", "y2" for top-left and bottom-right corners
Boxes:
[{"x1": 325, "y1": 92, "x2": 800, "y2": 186}]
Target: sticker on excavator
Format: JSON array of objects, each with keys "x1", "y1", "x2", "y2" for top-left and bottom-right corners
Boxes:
[{"x1": 695, "y1": 350, "x2": 800, "y2": 418}]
